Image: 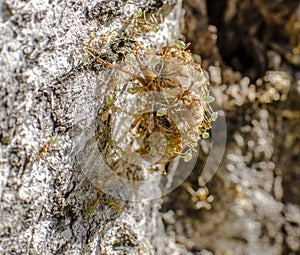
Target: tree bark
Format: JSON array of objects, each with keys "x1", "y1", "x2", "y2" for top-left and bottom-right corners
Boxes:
[
  {"x1": 1, "y1": 0, "x2": 300, "y2": 255},
  {"x1": 0, "y1": 0, "x2": 186, "y2": 254}
]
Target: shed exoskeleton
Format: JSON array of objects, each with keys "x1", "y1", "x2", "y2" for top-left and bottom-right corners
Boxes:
[{"x1": 86, "y1": 41, "x2": 215, "y2": 175}]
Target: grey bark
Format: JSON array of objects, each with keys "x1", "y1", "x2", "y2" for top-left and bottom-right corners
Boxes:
[
  {"x1": 0, "y1": 0, "x2": 187, "y2": 254},
  {"x1": 1, "y1": 0, "x2": 300, "y2": 255}
]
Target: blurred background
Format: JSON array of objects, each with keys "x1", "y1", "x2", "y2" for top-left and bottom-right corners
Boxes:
[
  {"x1": 162, "y1": 0, "x2": 300, "y2": 254},
  {"x1": 1, "y1": 0, "x2": 299, "y2": 254}
]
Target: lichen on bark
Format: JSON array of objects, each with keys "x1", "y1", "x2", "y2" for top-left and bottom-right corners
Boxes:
[
  {"x1": 0, "y1": 0, "x2": 187, "y2": 254},
  {"x1": 1, "y1": 0, "x2": 300, "y2": 254}
]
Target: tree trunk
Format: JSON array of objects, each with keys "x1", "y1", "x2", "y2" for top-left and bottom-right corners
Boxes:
[
  {"x1": 1, "y1": 0, "x2": 300, "y2": 254},
  {"x1": 0, "y1": 0, "x2": 187, "y2": 254}
]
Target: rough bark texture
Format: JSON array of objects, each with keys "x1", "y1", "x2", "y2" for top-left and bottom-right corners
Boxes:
[
  {"x1": 0, "y1": 0, "x2": 186, "y2": 254},
  {"x1": 1, "y1": 0, "x2": 300, "y2": 255}
]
